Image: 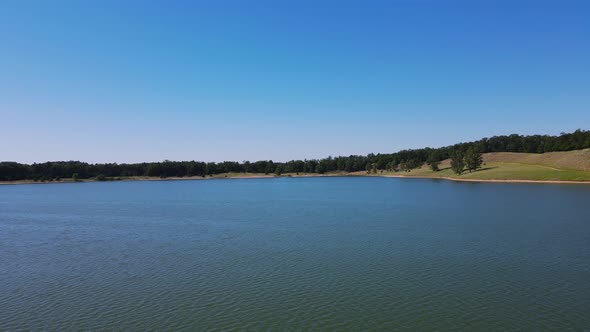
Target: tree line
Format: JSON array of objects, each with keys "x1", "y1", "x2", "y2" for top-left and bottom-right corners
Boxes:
[{"x1": 1, "y1": 129, "x2": 589, "y2": 181}]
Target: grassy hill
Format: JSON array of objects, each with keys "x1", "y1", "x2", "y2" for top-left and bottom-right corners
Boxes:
[{"x1": 377, "y1": 149, "x2": 590, "y2": 182}]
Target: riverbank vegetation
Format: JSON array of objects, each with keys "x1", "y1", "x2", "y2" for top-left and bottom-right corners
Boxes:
[{"x1": 1, "y1": 130, "x2": 589, "y2": 182}]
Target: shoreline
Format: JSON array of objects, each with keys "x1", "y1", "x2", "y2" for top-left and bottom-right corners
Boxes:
[
  {"x1": 1, "y1": 172, "x2": 590, "y2": 185},
  {"x1": 380, "y1": 174, "x2": 590, "y2": 185}
]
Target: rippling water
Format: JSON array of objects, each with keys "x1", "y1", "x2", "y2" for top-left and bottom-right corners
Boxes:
[{"x1": 1, "y1": 177, "x2": 589, "y2": 330}]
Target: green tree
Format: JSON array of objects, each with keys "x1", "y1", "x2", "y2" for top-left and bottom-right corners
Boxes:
[
  {"x1": 316, "y1": 161, "x2": 328, "y2": 174},
  {"x1": 427, "y1": 151, "x2": 441, "y2": 172},
  {"x1": 264, "y1": 161, "x2": 274, "y2": 175},
  {"x1": 365, "y1": 162, "x2": 377, "y2": 174},
  {"x1": 399, "y1": 161, "x2": 408, "y2": 172},
  {"x1": 450, "y1": 151, "x2": 465, "y2": 175},
  {"x1": 464, "y1": 146, "x2": 483, "y2": 172},
  {"x1": 429, "y1": 160, "x2": 440, "y2": 172},
  {"x1": 72, "y1": 173, "x2": 79, "y2": 182}
]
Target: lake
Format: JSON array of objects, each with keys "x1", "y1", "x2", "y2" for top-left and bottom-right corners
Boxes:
[{"x1": 1, "y1": 177, "x2": 589, "y2": 330}]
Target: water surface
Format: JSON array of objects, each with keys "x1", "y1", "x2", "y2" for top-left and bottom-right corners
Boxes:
[{"x1": 1, "y1": 177, "x2": 589, "y2": 330}]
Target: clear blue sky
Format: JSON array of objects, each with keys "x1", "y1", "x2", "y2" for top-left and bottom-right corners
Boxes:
[{"x1": 1, "y1": 0, "x2": 589, "y2": 163}]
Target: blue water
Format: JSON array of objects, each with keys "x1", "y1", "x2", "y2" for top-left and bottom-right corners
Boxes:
[{"x1": 1, "y1": 177, "x2": 589, "y2": 330}]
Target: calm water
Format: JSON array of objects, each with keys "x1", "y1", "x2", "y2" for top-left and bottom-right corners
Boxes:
[{"x1": 1, "y1": 177, "x2": 589, "y2": 330}]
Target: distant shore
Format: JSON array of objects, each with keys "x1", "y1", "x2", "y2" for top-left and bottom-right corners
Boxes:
[
  {"x1": 0, "y1": 173, "x2": 332, "y2": 185},
  {"x1": 2, "y1": 172, "x2": 590, "y2": 185}
]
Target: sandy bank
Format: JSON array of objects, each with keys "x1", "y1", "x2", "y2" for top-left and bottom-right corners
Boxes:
[{"x1": 381, "y1": 174, "x2": 590, "y2": 185}]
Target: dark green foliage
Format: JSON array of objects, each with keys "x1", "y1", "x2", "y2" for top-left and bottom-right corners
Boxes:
[
  {"x1": 427, "y1": 150, "x2": 443, "y2": 172},
  {"x1": 386, "y1": 162, "x2": 399, "y2": 172},
  {"x1": 399, "y1": 159, "x2": 421, "y2": 172},
  {"x1": 263, "y1": 161, "x2": 274, "y2": 175},
  {"x1": 0, "y1": 162, "x2": 29, "y2": 181},
  {"x1": 1, "y1": 130, "x2": 589, "y2": 181},
  {"x1": 399, "y1": 161, "x2": 410, "y2": 172},
  {"x1": 72, "y1": 173, "x2": 79, "y2": 182},
  {"x1": 365, "y1": 163, "x2": 377, "y2": 174},
  {"x1": 316, "y1": 160, "x2": 329, "y2": 174},
  {"x1": 464, "y1": 147, "x2": 483, "y2": 172},
  {"x1": 429, "y1": 161, "x2": 440, "y2": 172},
  {"x1": 450, "y1": 151, "x2": 465, "y2": 175}
]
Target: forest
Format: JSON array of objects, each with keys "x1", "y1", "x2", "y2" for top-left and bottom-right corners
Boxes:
[{"x1": 1, "y1": 130, "x2": 589, "y2": 181}]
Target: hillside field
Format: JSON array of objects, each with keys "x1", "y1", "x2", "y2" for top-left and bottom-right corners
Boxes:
[{"x1": 378, "y1": 149, "x2": 590, "y2": 182}]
